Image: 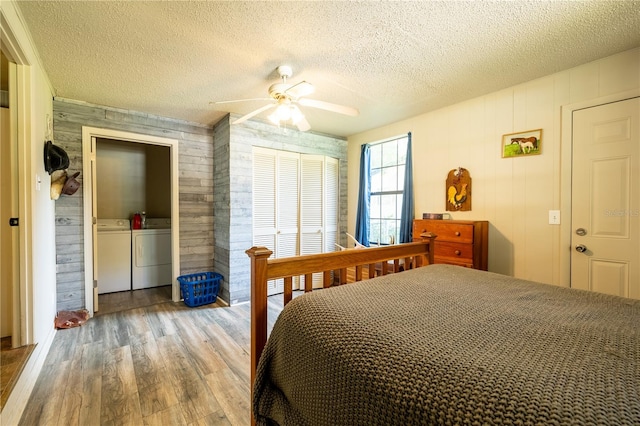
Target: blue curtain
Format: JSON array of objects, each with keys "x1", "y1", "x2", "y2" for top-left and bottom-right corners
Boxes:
[
  {"x1": 354, "y1": 144, "x2": 371, "y2": 247},
  {"x1": 399, "y1": 133, "x2": 414, "y2": 243}
]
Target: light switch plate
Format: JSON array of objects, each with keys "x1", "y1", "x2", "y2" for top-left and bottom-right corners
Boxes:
[{"x1": 549, "y1": 210, "x2": 560, "y2": 225}]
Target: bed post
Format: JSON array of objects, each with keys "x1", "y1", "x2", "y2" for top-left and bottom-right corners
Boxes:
[{"x1": 245, "y1": 246, "x2": 273, "y2": 394}]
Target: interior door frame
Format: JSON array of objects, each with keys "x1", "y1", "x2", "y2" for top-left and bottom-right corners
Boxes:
[
  {"x1": 560, "y1": 88, "x2": 640, "y2": 287},
  {"x1": 1, "y1": 12, "x2": 33, "y2": 348},
  {"x1": 82, "y1": 126, "x2": 180, "y2": 315}
]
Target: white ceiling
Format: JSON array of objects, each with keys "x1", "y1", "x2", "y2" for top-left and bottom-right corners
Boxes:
[{"x1": 15, "y1": 1, "x2": 640, "y2": 138}]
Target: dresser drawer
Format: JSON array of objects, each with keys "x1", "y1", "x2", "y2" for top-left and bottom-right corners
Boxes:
[
  {"x1": 413, "y1": 219, "x2": 488, "y2": 270},
  {"x1": 413, "y1": 221, "x2": 474, "y2": 244},
  {"x1": 433, "y1": 256, "x2": 474, "y2": 268},
  {"x1": 435, "y1": 241, "x2": 474, "y2": 262}
]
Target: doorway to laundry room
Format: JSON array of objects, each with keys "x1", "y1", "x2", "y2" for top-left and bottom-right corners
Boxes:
[
  {"x1": 82, "y1": 127, "x2": 180, "y2": 316},
  {"x1": 95, "y1": 138, "x2": 172, "y2": 313}
]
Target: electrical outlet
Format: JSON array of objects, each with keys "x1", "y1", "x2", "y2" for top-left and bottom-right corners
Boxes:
[{"x1": 549, "y1": 210, "x2": 560, "y2": 225}]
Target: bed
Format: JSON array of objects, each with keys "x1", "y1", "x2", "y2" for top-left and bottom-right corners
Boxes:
[{"x1": 246, "y1": 241, "x2": 639, "y2": 425}]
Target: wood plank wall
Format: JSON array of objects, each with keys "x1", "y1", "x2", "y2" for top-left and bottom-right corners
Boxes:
[
  {"x1": 53, "y1": 100, "x2": 348, "y2": 310},
  {"x1": 213, "y1": 115, "x2": 348, "y2": 305},
  {"x1": 53, "y1": 98, "x2": 215, "y2": 311}
]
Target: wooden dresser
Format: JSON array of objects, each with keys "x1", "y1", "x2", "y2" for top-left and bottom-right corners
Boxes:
[{"x1": 413, "y1": 219, "x2": 488, "y2": 270}]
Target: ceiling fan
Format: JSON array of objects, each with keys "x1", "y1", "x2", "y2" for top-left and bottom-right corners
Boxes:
[{"x1": 213, "y1": 65, "x2": 359, "y2": 132}]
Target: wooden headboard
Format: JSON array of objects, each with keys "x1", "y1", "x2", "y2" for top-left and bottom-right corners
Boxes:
[{"x1": 245, "y1": 236, "x2": 436, "y2": 399}]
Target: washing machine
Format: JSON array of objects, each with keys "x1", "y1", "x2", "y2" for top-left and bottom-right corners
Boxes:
[
  {"x1": 97, "y1": 219, "x2": 132, "y2": 294},
  {"x1": 131, "y1": 218, "x2": 172, "y2": 290}
]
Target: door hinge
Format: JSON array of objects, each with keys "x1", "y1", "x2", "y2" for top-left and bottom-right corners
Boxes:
[
  {"x1": 9, "y1": 218, "x2": 19, "y2": 226},
  {"x1": 93, "y1": 280, "x2": 98, "y2": 288}
]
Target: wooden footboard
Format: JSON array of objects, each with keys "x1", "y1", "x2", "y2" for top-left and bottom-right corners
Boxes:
[{"x1": 245, "y1": 236, "x2": 435, "y2": 404}]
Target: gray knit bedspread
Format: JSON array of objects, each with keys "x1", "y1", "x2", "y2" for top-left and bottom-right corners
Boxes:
[{"x1": 253, "y1": 264, "x2": 640, "y2": 425}]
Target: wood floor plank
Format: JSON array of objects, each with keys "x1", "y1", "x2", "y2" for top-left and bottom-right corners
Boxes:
[
  {"x1": 99, "y1": 391, "x2": 143, "y2": 426},
  {"x1": 191, "y1": 409, "x2": 233, "y2": 426},
  {"x1": 19, "y1": 359, "x2": 71, "y2": 426},
  {"x1": 137, "y1": 380, "x2": 179, "y2": 417},
  {"x1": 101, "y1": 345, "x2": 140, "y2": 425},
  {"x1": 43, "y1": 327, "x2": 79, "y2": 367},
  {"x1": 173, "y1": 317, "x2": 227, "y2": 377},
  {"x1": 202, "y1": 322, "x2": 251, "y2": 387},
  {"x1": 124, "y1": 307, "x2": 153, "y2": 337},
  {"x1": 175, "y1": 377, "x2": 223, "y2": 424},
  {"x1": 205, "y1": 368, "x2": 251, "y2": 426},
  {"x1": 202, "y1": 306, "x2": 251, "y2": 349},
  {"x1": 56, "y1": 344, "x2": 85, "y2": 425},
  {"x1": 142, "y1": 403, "x2": 187, "y2": 426},
  {"x1": 79, "y1": 342, "x2": 104, "y2": 426},
  {"x1": 130, "y1": 331, "x2": 166, "y2": 389},
  {"x1": 99, "y1": 312, "x2": 131, "y2": 351},
  {"x1": 146, "y1": 303, "x2": 179, "y2": 339},
  {"x1": 102, "y1": 345, "x2": 138, "y2": 397},
  {"x1": 155, "y1": 334, "x2": 201, "y2": 387}
]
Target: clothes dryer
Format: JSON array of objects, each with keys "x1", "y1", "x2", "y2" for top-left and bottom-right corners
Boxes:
[{"x1": 131, "y1": 218, "x2": 172, "y2": 290}]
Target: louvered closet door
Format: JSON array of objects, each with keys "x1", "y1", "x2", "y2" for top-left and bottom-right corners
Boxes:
[
  {"x1": 324, "y1": 157, "x2": 339, "y2": 254},
  {"x1": 276, "y1": 151, "x2": 300, "y2": 271},
  {"x1": 300, "y1": 155, "x2": 325, "y2": 288},
  {"x1": 253, "y1": 148, "x2": 280, "y2": 294}
]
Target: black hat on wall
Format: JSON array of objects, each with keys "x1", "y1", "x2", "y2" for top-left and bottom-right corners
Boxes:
[{"x1": 44, "y1": 140, "x2": 69, "y2": 175}]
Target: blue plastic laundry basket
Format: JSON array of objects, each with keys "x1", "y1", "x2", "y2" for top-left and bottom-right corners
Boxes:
[{"x1": 178, "y1": 272, "x2": 222, "y2": 307}]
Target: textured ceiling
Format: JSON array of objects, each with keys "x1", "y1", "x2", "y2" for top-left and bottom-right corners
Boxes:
[{"x1": 15, "y1": 1, "x2": 640, "y2": 138}]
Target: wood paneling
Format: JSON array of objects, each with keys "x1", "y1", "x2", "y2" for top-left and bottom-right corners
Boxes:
[
  {"x1": 53, "y1": 99, "x2": 214, "y2": 311},
  {"x1": 213, "y1": 115, "x2": 348, "y2": 304}
]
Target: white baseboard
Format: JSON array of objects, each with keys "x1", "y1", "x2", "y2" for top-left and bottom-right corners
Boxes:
[{"x1": 0, "y1": 326, "x2": 56, "y2": 425}]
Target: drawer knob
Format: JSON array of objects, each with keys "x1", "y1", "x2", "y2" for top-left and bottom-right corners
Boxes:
[
  {"x1": 454, "y1": 250, "x2": 461, "y2": 255},
  {"x1": 455, "y1": 231, "x2": 460, "y2": 236}
]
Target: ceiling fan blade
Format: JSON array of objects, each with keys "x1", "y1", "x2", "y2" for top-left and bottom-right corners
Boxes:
[
  {"x1": 284, "y1": 81, "x2": 315, "y2": 99},
  {"x1": 211, "y1": 98, "x2": 271, "y2": 105},
  {"x1": 298, "y1": 98, "x2": 359, "y2": 116},
  {"x1": 232, "y1": 103, "x2": 276, "y2": 124}
]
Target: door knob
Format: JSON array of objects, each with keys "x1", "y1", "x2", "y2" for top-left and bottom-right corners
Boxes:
[{"x1": 575, "y1": 244, "x2": 587, "y2": 253}]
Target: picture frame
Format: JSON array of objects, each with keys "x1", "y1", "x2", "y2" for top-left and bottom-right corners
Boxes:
[{"x1": 501, "y1": 129, "x2": 542, "y2": 158}]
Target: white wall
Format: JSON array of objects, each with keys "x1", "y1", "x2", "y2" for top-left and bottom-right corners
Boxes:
[
  {"x1": 96, "y1": 139, "x2": 171, "y2": 219},
  {"x1": 1, "y1": 0, "x2": 56, "y2": 422},
  {"x1": 348, "y1": 48, "x2": 640, "y2": 286}
]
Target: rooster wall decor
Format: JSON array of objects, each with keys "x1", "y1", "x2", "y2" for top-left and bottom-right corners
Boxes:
[{"x1": 446, "y1": 167, "x2": 471, "y2": 211}]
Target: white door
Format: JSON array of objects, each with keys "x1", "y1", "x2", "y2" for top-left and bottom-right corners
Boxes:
[
  {"x1": 1, "y1": 59, "x2": 21, "y2": 346},
  {"x1": 1, "y1": 97, "x2": 15, "y2": 338},
  {"x1": 324, "y1": 157, "x2": 339, "y2": 254},
  {"x1": 276, "y1": 152, "x2": 300, "y2": 262},
  {"x1": 571, "y1": 97, "x2": 639, "y2": 299},
  {"x1": 300, "y1": 155, "x2": 325, "y2": 289},
  {"x1": 252, "y1": 148, "x2": 300, "y2": 295},
  {"x1": 253, "y1": 149, "x2": 279, "y2": 294}
]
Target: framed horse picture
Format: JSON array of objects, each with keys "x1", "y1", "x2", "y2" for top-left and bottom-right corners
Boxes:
[{"x1": 502, "y1": 129, "x2": 542, "y2": 158}]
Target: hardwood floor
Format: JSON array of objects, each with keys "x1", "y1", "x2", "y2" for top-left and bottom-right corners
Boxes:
[
  {"x1": 18, "y1": 291, "x2": 290, "y2": 425},
  {"x1": 96, "y1": 286, "x2": 173, "y2": 316},
  {"x1": 1, "y1": 337, "x2": 35, "y2": 411}
]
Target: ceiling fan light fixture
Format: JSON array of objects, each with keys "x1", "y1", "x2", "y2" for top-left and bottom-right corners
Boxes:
[
  {"x1": 267, "y1": 111, "x2": 280, "y2": 125},
  {"x1": 219, "y1": 64, "x2": 357, "y2": 132},
  {"x1": 269, "y1": 104, "x2": 291, "y2": 124}
]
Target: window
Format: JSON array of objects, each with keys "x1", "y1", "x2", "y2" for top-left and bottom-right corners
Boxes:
[{"x1": 368, "y1": 136, "x2": 408, "y2": 245}]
